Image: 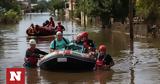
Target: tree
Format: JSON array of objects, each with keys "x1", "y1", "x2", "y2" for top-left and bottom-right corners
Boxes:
[
  {"x1": 32, "y1": 0, "x2": 49, "y2": 12},
  {"x1": 0, "y1": 0, "x2": 21, "y2": 24},
  {"x1": 95, "y1": 0, "x2": 112, "y2": 28},
  {"x1": 112, "y1": 0, "x2": 129, "y2": 24},
  {"x1": 48, "y1": 0, "x2": 65, "y2": 15},
  {"x1": 75, "y1": 0, "x2": 112, "y2": 28},
  {"x1": 136, "y1": 0, "x2": 160, "y2": 24},
  {"x1": 75, "y1": 0, "x2": 93, "y2": 16},
  {"x1": 0, "y1": 0, "x2": 21, "y2": 14},
  {"x1": 75, "y1": 0, "x2": 130, "y2": 28},
  {"x1": 31, "y1": 0, "x2": 37, "y2": 4}
]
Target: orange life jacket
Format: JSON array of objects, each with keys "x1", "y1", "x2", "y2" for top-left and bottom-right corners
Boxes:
[{"x1": 96, "y1": 59, "x2": 104, "y2": 67}]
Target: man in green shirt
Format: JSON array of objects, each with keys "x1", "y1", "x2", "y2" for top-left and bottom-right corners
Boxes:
[{"x1": 50, "y1": 31, "x2": 70, "y2": 52}]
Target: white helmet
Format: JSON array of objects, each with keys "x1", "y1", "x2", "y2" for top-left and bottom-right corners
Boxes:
[
  {"x1": 56, "y1": 31, "x2": 62, "y2": 36},
  {"x1": 29, "y1": 39, "x2": 36, "y2": 44}
]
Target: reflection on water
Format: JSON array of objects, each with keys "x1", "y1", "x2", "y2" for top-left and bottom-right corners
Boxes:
[
  {"x1": 0, "y1": 13, "x2": 160, "y2": 84},
  {"x1": 26, "y1": 68, "x2": 114, "y2": 84},
  {"x1": 130, "y1": 68, "x2": 135, "y2": 84}
]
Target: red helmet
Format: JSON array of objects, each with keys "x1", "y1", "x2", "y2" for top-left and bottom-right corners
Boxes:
[
  {"x1": 99, "y1": 45, "x2": 106, "y2": 52},
  {"x1": 81, "y1": 32, "x2": 88, "y2": 37}
]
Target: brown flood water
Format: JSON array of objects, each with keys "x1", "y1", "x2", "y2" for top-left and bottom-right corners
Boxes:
[{"x1": 0, "y1": 13, "x2": 160, "y2": 84}]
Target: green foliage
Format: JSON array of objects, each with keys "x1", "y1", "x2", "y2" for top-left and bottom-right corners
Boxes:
[
  {"x1": 76, "y1": 0, "x2": 112, "y2": 16},
  {"x1": 1, "y1": 9, "x2": 21, "y2": 24},
  {"x1": 32, "y1": 0, "x2": 49, "y2": 12},
  {"x1": 75, "y1": 0, "x2": 113, "y2": 27},
  {"x1": 0, "y1": 0, "x2": 21, "y2": 14},
  {"x1": 112, "y1": 0, "x2": 129, "y2": 21},
  {"x1": 4, "y1": 9, "x2": 17, "y2": 18},
  {"x1": 75, "y1": 0, "x2": 93, "y2": 15},
  {"x1": 0, "y1": 0, "x2": 21, "y2": 24},
  {"x1": 94, "y1": 0, "x2": 112, "y2": 26},
  {"x1": 136, "y1": 0, "x2": 160, "y2": 23},
  {"x1": 31, "y1": 0, "x2": 38, "y2": 4},
  {"x1": 93, "y1": 0, "x2": 112, "y2": 14},
  {"x1": 48, "y1": 0, "x2": 65, "y2": 12},
  {"x1": 75, "y1": 0, "x2": 129, "y2": 26},
  {"x1": 0, "y1": 7, "x2": 6, "y2": 16}
]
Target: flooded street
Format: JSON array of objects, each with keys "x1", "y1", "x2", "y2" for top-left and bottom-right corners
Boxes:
[{"x1": 0, "y1": 13, "x2": 160, "y2": 84}]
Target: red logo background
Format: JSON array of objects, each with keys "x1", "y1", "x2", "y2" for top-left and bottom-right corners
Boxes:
[{"x1": 6, "y1": 68, "x2": 25, "y2": 84}]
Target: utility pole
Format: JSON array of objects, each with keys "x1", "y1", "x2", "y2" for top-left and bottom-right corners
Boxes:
[
  {"x1": 71, "y1": 0, "x2": 73, "y2": 20},
  {"x1": 129, "y1": 1, "x2": 135, "y2": 84},
  {"x1": 84, "y1": 0, "x2": 86, "y2": 28},
  {"x1": 129, "y1": 0, "x2": 134, "y2": 53}
]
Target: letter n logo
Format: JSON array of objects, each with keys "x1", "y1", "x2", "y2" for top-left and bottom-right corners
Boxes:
[{"x1": 6, "y1": 68, "x2": 25, "y2": 84}]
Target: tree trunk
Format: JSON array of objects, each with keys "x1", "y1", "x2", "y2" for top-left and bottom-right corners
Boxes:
[{"x1": 100, "y1": 13, "x2": 111, "y2": 28}]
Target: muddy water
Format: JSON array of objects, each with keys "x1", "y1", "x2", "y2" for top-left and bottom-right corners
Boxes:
[{"x1": 0, "y1": 13, "x2": 159, "y2": 84}]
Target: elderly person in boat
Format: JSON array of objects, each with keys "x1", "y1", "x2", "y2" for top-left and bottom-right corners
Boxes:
[
  {"x1": 72, "y1": 33, "x2": 83, "y2": 45},
  {"x1": 24, "y1": 39, "x2": 48, "y2": 67},
  {"x1": 50, "y1": 31, "x2": 70, "y2": 52}
]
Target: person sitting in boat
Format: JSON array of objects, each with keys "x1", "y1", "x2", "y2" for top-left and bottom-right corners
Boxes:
[
  {"x1": 34, "y1": 25, "x2": 40, "y2": 34},
  {"x1": 27, "y1": 24, "x2": 38, "y2": 35},
  {"x1": 95, "y1": 45, "x2": 114, "y2": 70},
  {"x1": 48, "y1": 17, "x2": 55, "y2": 27},
  {"x1": 55, "y1": 21, "x2": 65, "y2": 33},
  {"x1": 72, "y1": 33, "x2": 83, "y2": 45},
  {"x1": 43, "y1": 20, "x2": 50, "y2": 27},
  {"x1": 30, "y1": 23, "x2": 34, "y2": 28},
  {"x1": 24, "y1": 39, "x2": 48, "y2": 67},
  {"x1": 50, "y1": 31, "x2": 70, "y2": 52},
  {"x1": 28, "y1": 24, "x2": 34, "y2": 33},
  {"x1": 81, "y1": 32, "x2": 96, "y2": 53}
]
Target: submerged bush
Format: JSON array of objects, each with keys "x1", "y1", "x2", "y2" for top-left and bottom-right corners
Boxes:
[{"x1": 0, "y1": 9, "x2": 21, "y2": 24}]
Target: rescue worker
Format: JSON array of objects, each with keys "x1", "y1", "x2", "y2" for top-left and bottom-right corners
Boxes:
[
  {"x1": 24, "y1": 39, "x2": 48, "y2": 67},
  {"x1": 55, "y1": 21, "x2": 65, "y2": 33},
  {"x1": 48, "y1": 17, "x2": 55, "y2": 27},
  {"x1": 50, "y1": 31, "x2": 70, "y2": 52},
  {"x1": 95, "y1": 45, "x2": 114, "y2": 70},
  {"x1": 81, "y1": 32, "x2": 96, "y2": 53}
]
